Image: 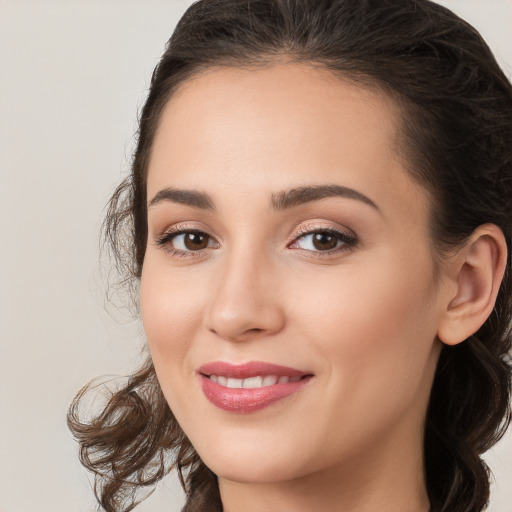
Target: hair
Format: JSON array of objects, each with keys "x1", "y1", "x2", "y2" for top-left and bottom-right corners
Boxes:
[{"x1": 67, "y1": 1, "x2": 512, "y2": 511}]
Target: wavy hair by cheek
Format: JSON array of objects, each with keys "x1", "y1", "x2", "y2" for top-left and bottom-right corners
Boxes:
[{"x1": 68, "y1": 1, "x2": 512, "y2": 511}]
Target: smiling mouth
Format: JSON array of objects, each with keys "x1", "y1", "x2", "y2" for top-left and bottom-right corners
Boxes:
[
  {"x1": 198, "y1": 361, "x2": 314, "y2": 413},
  {"x1": 205, "y1": 374, "x2": 305, "y2": 388}
]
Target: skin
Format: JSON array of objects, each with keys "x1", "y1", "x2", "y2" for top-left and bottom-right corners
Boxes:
[{"x1": 140, "y1": 63, "x2": 505, "y2": 512}]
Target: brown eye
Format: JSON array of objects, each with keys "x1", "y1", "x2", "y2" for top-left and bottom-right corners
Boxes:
[
  {"x1": 157, "y1": 230, "x2": 218, "y2": 253},
  {"x1": 311, "y1": 232, "x2": 338, "y2": 251},
  {"x1": 182, "y1": 231, "x2": 210, "y2": 250},
  {"x1": 291, "y1": 229, "x2": 357, "y2": 253}
]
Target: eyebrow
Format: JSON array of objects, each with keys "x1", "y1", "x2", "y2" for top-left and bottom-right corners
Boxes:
[
  {"x1": 148, "y1": 184, "x2": 378, "y2": 211},
  {"x1": 148, "y1": 187, "x2": 214, "y2": 209},
  {"x1": 271, "y1": 184, "x2": 379, "y2": 211}
]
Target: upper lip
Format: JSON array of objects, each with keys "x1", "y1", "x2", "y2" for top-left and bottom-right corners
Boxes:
[{"x1": 198, "y1": 361, "x2": 312, "y2": 379}]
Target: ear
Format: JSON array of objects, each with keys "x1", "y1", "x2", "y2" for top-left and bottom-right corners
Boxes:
[{"x1": 437, "y1": 224, "x2": 507, "y2": 346}]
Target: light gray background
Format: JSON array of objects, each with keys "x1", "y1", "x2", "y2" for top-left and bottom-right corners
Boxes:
[{"x1": 1, "y1": 1, "x2": 511, "y2": 511}]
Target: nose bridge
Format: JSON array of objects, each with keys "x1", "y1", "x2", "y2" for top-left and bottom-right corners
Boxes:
[{"x1": 206, "y1": 241, "x2": 284, "y2": 341}]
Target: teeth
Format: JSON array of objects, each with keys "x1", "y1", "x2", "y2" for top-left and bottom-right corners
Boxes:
[
  {"x1": 226, "y1": 378, "x2": 243, "y2": 388},
  {"x1": 208, "y1": 374, "x2": 301, "y2": 388},
  {"x1": 243, "y1": 376, "x2": 263, "y2": 388},
  {"x1": 262, "y1": 375, "x2": 278, "y2": 386}
]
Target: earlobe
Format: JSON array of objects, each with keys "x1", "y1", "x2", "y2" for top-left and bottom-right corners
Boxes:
[{"x1": 437, "y1": 224, "x2": 507, "y2": 346}]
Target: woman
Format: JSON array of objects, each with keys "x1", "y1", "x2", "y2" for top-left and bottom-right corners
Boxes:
[{"x1": 68, "y1": 1, "x2": 512, "y2": 511}]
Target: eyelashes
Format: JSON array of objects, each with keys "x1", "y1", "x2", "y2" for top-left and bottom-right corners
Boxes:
[
  {"x1": 288, "y1": 227, "x2": 357, "y2": 255},
  {"x1": 155, "y1": 228, "x2": 218, "y2": 259},
  {"x1": 155, "y1": 224, "x2": 357, "y2": 259}
]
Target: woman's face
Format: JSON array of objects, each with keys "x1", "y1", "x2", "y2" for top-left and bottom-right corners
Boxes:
[{"x1": 141, "y1": 63, "x2": 447, "y2": 485}]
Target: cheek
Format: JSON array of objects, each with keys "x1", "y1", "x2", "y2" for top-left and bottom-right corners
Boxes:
[
  {"x1": 288, "y1": 246, "x2": 439, "y2": 400},
  {"x1": 140, "y1": 255, "x2": 205, "y2": 379},
  {"x1": 140, "y1": 265, "x2": 209, "y2": 432},
  {"x1": 278, "y1": 251, "x2": 440, "y2": 464}
]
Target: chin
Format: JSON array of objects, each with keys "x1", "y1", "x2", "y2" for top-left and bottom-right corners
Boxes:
[
  {"x1": 194, "y1": 435, "x2": 308, "y2": 484},
  {"x1": 206, "y1": 458, "x2": 301, "y2": 485}
]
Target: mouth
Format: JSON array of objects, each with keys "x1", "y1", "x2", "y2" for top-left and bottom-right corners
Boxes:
[
  {"x1": 197, "y1": 361, "x2": 314, "y2": 413},
  {"x1": 205, "y1": 374, "x2": 304, "y2": 388}
]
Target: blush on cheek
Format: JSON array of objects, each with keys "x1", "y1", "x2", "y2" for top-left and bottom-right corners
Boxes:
[{"x1": 141, "y1": 270, "x2": 201, "y2": 350}]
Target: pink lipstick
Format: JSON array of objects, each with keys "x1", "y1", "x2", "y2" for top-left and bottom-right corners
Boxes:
[{"x1": 198, "y1": 361, "x2": 313, "y2": 413}]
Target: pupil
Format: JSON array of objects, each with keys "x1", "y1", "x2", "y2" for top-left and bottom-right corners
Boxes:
[
  {"x1": 185, "y1": 232, "x2": 208, "y2": 250},
  {"x1": 313, "y1": 233, "x2": 337, "y2": 250}
]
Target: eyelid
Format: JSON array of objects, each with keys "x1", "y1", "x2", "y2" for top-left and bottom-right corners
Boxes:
[
  {"x1": 292, "y1": 222, "x2": 355, "y2": 238},
  {"x1": 155, "y1": 221, "x2": 216, "y2": 241}
]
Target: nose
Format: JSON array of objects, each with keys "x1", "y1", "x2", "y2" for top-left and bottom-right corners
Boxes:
[{"x1": 205, "y1": 250, "x2": 285, "y2": 342}]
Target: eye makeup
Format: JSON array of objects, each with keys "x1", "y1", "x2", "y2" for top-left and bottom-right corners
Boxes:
[
  {"x1": 153, "y1": 221, "x2": 358, "y2": 260},
  {"x1": 287, "y1": 224, "x2": 358, "y2": 257}
]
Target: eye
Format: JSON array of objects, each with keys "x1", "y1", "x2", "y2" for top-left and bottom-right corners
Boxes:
[
  {"x1": 289, "y1": 228, "x2": 357, "y2": 253},
  {"x1": 172, "y1": 231, "x2": 213, "y2": 251},
  {"x1": 156, "y1": 229, "x2": 219, "y2": 255}
]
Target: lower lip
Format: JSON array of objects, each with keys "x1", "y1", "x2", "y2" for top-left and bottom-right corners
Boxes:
[{"x1": 200, "y1": 375, "x2": 312, "y2": 413}]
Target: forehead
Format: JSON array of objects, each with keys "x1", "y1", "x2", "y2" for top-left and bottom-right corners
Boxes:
[{"x1": 147, "y1": 63, "x2": 428, "y2": 223}]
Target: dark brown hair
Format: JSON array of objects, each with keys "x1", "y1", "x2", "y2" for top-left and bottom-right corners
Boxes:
[{"x1": 68, "y1": 1, "x2": 512, "y2": 511}]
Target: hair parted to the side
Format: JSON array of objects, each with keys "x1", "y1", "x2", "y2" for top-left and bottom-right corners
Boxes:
[{"x1": 67, "y1": 1, "x2": 512, "y2": 511}]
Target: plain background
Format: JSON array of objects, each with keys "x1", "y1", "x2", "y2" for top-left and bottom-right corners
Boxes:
[{"x1": 1, "y1": 1, "x2": 511, "y2": 511}]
